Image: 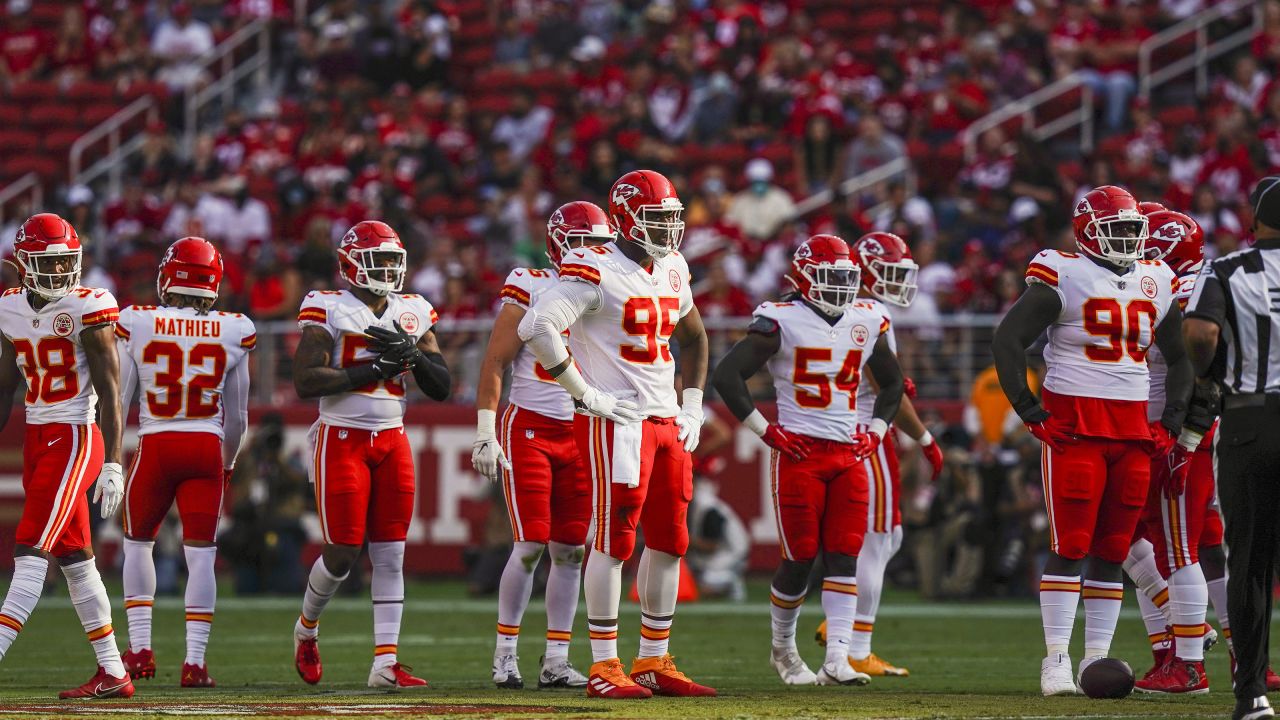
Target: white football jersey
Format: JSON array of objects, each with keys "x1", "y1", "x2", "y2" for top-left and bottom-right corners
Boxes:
[
  {"x1": 1146, "y1": 272, "x2": 1196, "y2": 421},
  {"x1": 755, "y1": 299, "x2": 890, "y2": 442},
  {"x1": 559, "y1": 242, "x2": 694, "y2": 418},
  {"x1": 117, "y1": 305, "x2": 256, "y2": 436},
  {"x1": 1026, "y1": 250, "x2": 1177, "y2": 402},
  {"x1": 500, "y1": 267, "x2": 574, "y2": 421},
  {"x1": 0, "y1": 286, "x2": 119, "y2": 425},
  {"x1": 853, "y1": 297, "x2": 899, "y2": 428},
  {"x1": 297, "y1": 289, "x2": 437, "y2": 431}
]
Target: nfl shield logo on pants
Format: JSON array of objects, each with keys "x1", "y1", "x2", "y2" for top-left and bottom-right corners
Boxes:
[{"x1": 525, "y1": 430, "x2": 535, "y2": 439}]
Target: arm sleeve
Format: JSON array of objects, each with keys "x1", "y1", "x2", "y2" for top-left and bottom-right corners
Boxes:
[
  {"x1": 516, "y1": 280, "x2": 599, "y2": 370},
  {"x1": 118, "y1": 337, "x2": 138, "y2": 415},
  {"x1": 221, "y1": 358, "x2": 250, "y2": 469},
  {"x1": 1184, "y1": 263, "x2": 1227, "y2": 327}
]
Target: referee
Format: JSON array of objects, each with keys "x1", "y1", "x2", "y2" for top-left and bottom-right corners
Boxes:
[{"x1": 1184, "y1": 177, "x2": 1280, "y2": 720}]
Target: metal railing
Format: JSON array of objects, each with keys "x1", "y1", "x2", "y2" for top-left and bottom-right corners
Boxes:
[
  {"x1": 791, "y1": 156, "x2": 914, "y2": 219},
  {"x1": 1138, "y1": 0, "x2": 1263, "y2": 101},
  {"x1": 0, "y1": 172, "x2": 43, "y2": 227},
  {"x1": 183, "y1": 18, "x2": 272, "y2": 153},
  {"x1": 68, "y1": 96, "x2": 161, "y2": 194},
  {"x1": 962, "y1": 74, "x2": 1094, "y2": 161}
]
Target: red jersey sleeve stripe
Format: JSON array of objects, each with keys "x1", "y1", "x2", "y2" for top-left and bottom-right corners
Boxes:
[
  {"x1": 500, "y1": 285, "x2": 532, "y2": 305},
  {"x1": 298, "y1": 308, "x2": 327, "y2": 323},
  {"x1": 114, "y1": 325, "x2": 131, "y2": 340},
  {"x1": 429, "y1": 309, "x2": 440, "y2": 326},
  {"x1": 240, "y1": 334, "x2": 257, "y2": 349},
  {"x1": 82, "y1": 308, "x2": 120, "y2": 325},
  {"x1": 879, "y1": 317, "x2": 890, "y2": 333},
  {"x1": 560, "y1": 264, "x2": 602, "y2": 284},
  {"x1": 1025, "y1": 264, "x2": 1059, "y2": 286}
]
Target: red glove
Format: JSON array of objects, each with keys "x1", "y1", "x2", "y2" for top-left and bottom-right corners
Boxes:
[
  {"x1": 1024, "y1": 420, "x2": 1076, "y2": 453},
  {"x1": 763, "y1": 424, "x2": 814, "y2": 461},
  {"x1": 1146, "y1": 421, "x2": 1176, "y2": 458},
  {"x1": 1164, "y1": 445, "x2": 1193, "y2": 496},
  {"x1": 903, "y1": 377, "x2": 918, "y2": 399},
  {"x1": 920, "y1": 434, "x2": 944, "y2": 482},
  {"x1": 850, "y1": 431, "x2": 883, "y2": 461}
]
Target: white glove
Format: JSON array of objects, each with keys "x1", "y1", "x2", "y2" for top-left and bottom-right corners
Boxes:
[
  {"x1": 472, "y1": 409, "x2": 511, "y2": 483},
  {"x1": 93, "y1": 462, "x2": 124, "y2": 519},
  {"x1": 580, "y1": 386, "x2": 643, "y2": 424},
  {"x1": 675, "y1": 388, "x2": 705, "y2": 453}
]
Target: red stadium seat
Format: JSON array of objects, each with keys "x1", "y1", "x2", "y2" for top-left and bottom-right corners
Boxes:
[
  {"x1": 1156, "y1": 105, "x2": 1201, "y2": 129},
  {"x1": 41, "y1": 128, "x2": 84, "y2": 154},
  {"x1": 27, "y1": 104, "x2": 81, "y2": 129},
  {"x1": 66, "y1": 82, "x2": 118, "y2": 106},
  {"x1": 6, "y1": 156, "x2": 64, "y2": 181},
  {"x1": 0, "y1": 129, "x2": 42, "y2": 154},
  {"x1": 7, "y1": 81, "x2": 59, "y2": 106}
]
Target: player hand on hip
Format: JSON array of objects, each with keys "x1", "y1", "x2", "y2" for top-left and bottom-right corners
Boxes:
[
  {"x1": 919, "y1": 431, "x2": 944, "y2": 481},
  {"x1": 850, "y1": 419, "x2": 889, "y2": 461},
  {"x1": 1146, "y1": 420, "x2": 1177, "y2": 458},
  {"x1": 762, "y1": 424, "x2": 813, "y2": 461},
  {"x1": 93, "y1": 462, "x2": 124, "y2": 519},
  {"x1": 578, "y1": 386, "x2": 643, "y2": 424},
  {"x1": 674, "y1": 388, "x2": 705, "y2": 453},
  {"x1": 472, "y1": 410, "x2": 511, "y2": 482},
  {"x1": 1019, "y1": 405, "x2": 1075, "y2": 453}
]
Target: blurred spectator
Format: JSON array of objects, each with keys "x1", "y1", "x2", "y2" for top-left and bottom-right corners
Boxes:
[
  {"x1": 151, "y1": 2, "x2": 214, "y2": 92},
  {"x1": 725, "y1": 159, "x2": 796, "y2": 242},
  {"x1": 686, "y1": 477, "x2": 749, "y2": 602},
  {"x1": 0, "y1": 0, "x2": 49, "y2": 83},
  {"x1": 843, "y1": 115, "x2": 907, "y2": 182},
  {"x1": 1079, "y1": 1, "x2": 1149, "y2": 133},
  {"x1": 197, "y1": 176, "x2": 272, "y2": 256},
  {"x1": 492, "y1": 88, "x2": 553, "y2": 163},
  {"x1": 51, "y1": 5, "x2": 96, "y2": 84}
]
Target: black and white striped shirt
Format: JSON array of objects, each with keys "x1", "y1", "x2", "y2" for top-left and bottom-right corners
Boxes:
[{"x1": 1185, "y1": 242, "x2": 1280, "y2": 394}]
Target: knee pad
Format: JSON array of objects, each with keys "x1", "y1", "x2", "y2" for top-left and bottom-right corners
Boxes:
[
  {"x1": 180, "y1": 512, "x2": 220, "y2": 544},
  {"x1": 511, "y1": 541, "x2": 546, "y2": 570},
  {"x1": 547, "y1": 541, "x2": 584, "y2": 567},
  {"x1": 825, "y1": 552, "x2": 858, "y2": 578},
  {"x1": 772, "y1": 559, "x2": 812, "y2": 596},
  {"x1": 369, "y1": 541, "x2": 406, "y2": 571},
  {"x1": 1055, "y1": 530, "x2": 1092, "y2": 562}
]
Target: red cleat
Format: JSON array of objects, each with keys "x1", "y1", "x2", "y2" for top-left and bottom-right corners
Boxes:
[
  {"x1": 121, "y1": 647, "x2": 155, "y2": 680},
  {"x1": 1140, "y1": 645, "x2": 1172, "y2": 682},
  {"x1": 58, "y1": 666, "x2": 135, "y2": 699},
  {"x1": 295, "y1": 636, "x2": 322, "y2": 685},
  {"x1": 630, "y1": 654, "x2": 717, "y2": 697},
  {"x1": 368, "y1": 662, "x2": 428, "y2": 688},
  {"x1": 1135, "y1": 657, "x2": 1209, "y2": 695},
  {"x1": 586, "y1": 658, "x2": 651, "y2": 699},
  {"x1": 180, "y1": 663, "x2": 215, "y2": 688},
  {"x1": 1268, "y1": 666, "x2": 1280, "y2": 691}
]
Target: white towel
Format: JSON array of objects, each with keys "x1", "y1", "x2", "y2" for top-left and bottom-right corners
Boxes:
[{"x1": 611, "y1": 416, "x2": 643, "y2": 488}]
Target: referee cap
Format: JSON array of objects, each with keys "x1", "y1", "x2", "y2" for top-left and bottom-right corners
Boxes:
[{"x1": 1251, "y1": 176, "x2": 1280, "y2": 230}]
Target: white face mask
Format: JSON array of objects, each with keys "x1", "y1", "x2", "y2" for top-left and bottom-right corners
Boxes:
[
  {"x1": 349, "y1": 247, "x2": 407, "y2": 296},
  {"x1": 21, "y1": 248, "x2": 82, "y2": 299},
  {"x1": 802, "y1": 261, "x2": 861, "y2": 316}
]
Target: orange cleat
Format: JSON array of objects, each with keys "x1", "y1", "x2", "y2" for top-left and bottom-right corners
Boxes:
[
  {"x1": 121, "y1": 647, "x2": 155, "y2": 680},
  {"x1": 368, "y1": 662, "x2": 428, "y2": 688},
  {"x1": 815, "y1": 620, "x2": 827, "y2": 647},
  {"x1": 294, "y1": 636, "x2": 322, "y2": 685},
  {"x1": 180, "y1": 663, "x2": 215, "y2": 688},
  {"x1": 630, "y1": 654, "x2": 717, "y2": 697},
  {"x1": 58, "y1": 666, "x2": 135, "y2": 699},
  {"x1": 586, "y1": 658, "x2": 652, "y2": 699}
]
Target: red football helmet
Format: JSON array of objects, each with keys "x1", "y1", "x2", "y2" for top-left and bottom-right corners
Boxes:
[
  {"x1": 852, "y1": 232, "x2": 918, "y2": 307},
  {"x1": 1139, "y1": 202, "x2": 1204, "y2": 276},
  {"x1": 546, "y1": 201, "x2": 615, "y2": 267},
  {"x1": 1072, "y1": 185, "x2": 1147, "y2": 267},
  {"x1": 786, "y1": 234, "x2": 860, "y2": 316},
  {"x1": 337, "y1": 220, "x2": 406, "y2": 296},
  {"x1": 158, "y1": 236, "x2": 223, "y2": 301},
  {"x1": 608, "y1": 170, "x2": 685, "y2": 259},
  {"x1": 11, "y1": 213, "x2": 82, "y2": 300}
]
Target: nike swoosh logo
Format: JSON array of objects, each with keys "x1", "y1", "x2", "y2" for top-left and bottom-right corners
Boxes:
[
  {"x1": 93, "y1": 680, "x2": 128, "y2": 695},
  {"x1": 47, "y1": 437, "x2": 61, "y2": 447}
]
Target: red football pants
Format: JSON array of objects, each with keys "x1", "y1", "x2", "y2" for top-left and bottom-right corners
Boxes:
[
  {"x1": 123, "y1": 431, "x2": 223, "y2": 541},
  {"x1": 1145, "y1": 448, "x2": 1222, "y2": 577},
  {"x1": 498, "y1": 405, "x2": 590, "y2": 545},
  {"x1": 1041, "y1": 436, "x2": 1149, "y2": 563},
  {"x1": 576, "y1": 415, "x2": 690, "y2": 561},
  {"x1": 310, "y1": 422, "x2": 415, "y2": 545},
  {"x1": 16, "y1": 423, "x2": 104, "y2": 555},
  {"x1": 863, "y1": 430, "x2": 901, "y2": 533},
  {"x1": 771, "y1": 435, "x2": 869, "y2": 562}
]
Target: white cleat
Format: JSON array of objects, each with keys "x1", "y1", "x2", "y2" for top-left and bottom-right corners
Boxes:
[
  {"x1": 492, "y1": 653, "x2": 524, "y2": 689},
  {"x1": 538, "y1": 655, "x2": 587, "y2": 688},
  {"x1": 771, "y1": 646, "x2": 817, "y2": 685},
  {"x1": 816, "y1": 658, "x2": 871, "y2": 686},
  {"x1": 1076, "y1": 654, "x2": 1105, "y2": 688},
  {"x1": 1041, "y1": 652, "x2": 1080, "y2": 696}
]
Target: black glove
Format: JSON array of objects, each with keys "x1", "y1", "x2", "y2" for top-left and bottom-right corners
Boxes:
[
  {"x1": 1183, "y1": 377, "x2": 1222, "y2": 434},
  {"x1": 366, "y1": 321, "x2": 422, "y2": 367},
  {"x1": 371, "y1": 353, "x2": 406, "y2": 379}
]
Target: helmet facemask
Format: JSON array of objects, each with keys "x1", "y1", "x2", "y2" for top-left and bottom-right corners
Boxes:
[
  {"x1": 19, "y1": 247, "x2": 82, "y2": 300},
  {"x1": 548, "y1": 224, "x2": 615, "y2": 267},
  {"x1": 802, "y1": 260, "x2": 860, "y2": 316},
  {"x1": 347, "y1": 247, "x2": 406, "y2": 296},
  {"x1": 1083, "y1": 210, "x2": 1147, "y2": 267},
  {"x1": 867, "y1": 256, "x2": 919, "y2": 307},
  {"x1": 624, "y1": 198, "x2": 685, "y2": 259}
]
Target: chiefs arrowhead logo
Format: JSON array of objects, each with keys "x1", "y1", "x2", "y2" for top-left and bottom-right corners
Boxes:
[
  {"x1": 795, "y1": 243, "x2": 813, "y2": 260},
  {"x1": 859, "y1": 237, "x2": 885, "y2": 256},
  {"x1": 1074, "y1": 198, "x2": 1092, "y2": 216},
  {"x1": 550, "y1": 209, "x2": 564, "y2": 225},
  {"x1": 1152, "y1": 220, "x2": 1185, "y2": 242},
  {"x1": 611, "y1": 183, "x2": 641, "y2": 205}
]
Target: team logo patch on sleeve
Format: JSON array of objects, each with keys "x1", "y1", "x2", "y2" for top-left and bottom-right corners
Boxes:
[
  {"x1": 399, "y1": 312, "x2": 420, "y2": 333},
  {"x1": 852, "y1": 325, "x2": 869, "y2": 346},
  {"x1": 668, "y1": 269, "x2": 681, "y2": 292},
  {"x1": 1141, "y1": 276, "x2": 1158, "y2": 298},
  {"x1": 53, "y1": 313, "x2": 74, "y2": 337}
]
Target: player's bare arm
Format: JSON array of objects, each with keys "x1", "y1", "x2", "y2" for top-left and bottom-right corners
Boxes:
[
  {"x1": 293, "y1": 325, "x2": 381, "y2": 399},
  {"x1": 864, "y1": 336, "x2": 904, "y2": 426},
  {"x1": 0, "y1": 336, "x2": 19, "y2": 432},
  {"x1": 672, "y1": 305, "x2": 709, "y2": 392},
  {"x1": 472, "y1": 304, "x2": 525, "y2": 481},
  {"x1": 1152, "y1": 303, "x2": 1192, "y2": 434},
  {"x1": 1184, "y1": 318, "x2": 1219, "y2": 377},
  {"x1": 712, "y1": 318, "x2": 812, "y2": 460},
  {"x1": 84, "y1": 324, "x2": 122, "y2": 465}
]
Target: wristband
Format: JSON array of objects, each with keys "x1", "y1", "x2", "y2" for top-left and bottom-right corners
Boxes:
[
  {"x1": 1177, "y1": 428, "x2": 1204, "y2": 452},
  {"x1": 743, "y1": 409, "x2": 769, "y2": 437},
  {"x1": 477, "y1": 408, "x2": 497, "y2": 437},
  {"x1": 682, "y1": 387, "x2": 704, "y2": 415},
  {"x1": 345, "y1": 364, "x2": 380, "y2": 387},
  {"x1": 868, "y1": 418, "x2": 889, "y2": 440},
  {"x1": 552, "y1": 362, "x2": 591, "y2": 400},
  {"x1": 918, "y1": 430, "x2": 935, "y2": 446}
]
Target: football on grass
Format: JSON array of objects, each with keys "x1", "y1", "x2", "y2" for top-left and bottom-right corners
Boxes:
[{"x1": 1079, "y1": 658, "x2": 1135, "y2": 699}]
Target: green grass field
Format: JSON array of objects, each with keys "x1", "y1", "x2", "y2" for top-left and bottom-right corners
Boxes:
[{"x1": 0, "y1": 579, "x2": 1266, "y2": 719}]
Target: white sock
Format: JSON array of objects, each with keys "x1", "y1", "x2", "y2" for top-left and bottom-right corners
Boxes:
[
  {"x1": 585, "y1": 550, "x2": 622, "y2": 662},
  {"x1": 544, "y1": 542, "x2": 583, "y2": 661},
  {"x1": 495, "y1": 541, "x2": 542, "y2": 655},
  {"x1": 369, "y1": 541, "x2": 405, "y2": 669},
  {"x1": 821, "y1": 576, "x2": 858, "y2": 665},
  {"x1": 1082, "y1": 579, "x2": 1124, "y2": 658},
  {"x1": 769, "y1": 585, "x2": 805, "y2": 650},
  {"x1": 1124, "y1": 539, "x2": 1172, "y2": 618},
  {"x1": 297, "y1": 557, "x2": 347, "y2": 639},
  {"x1": 1169, "y1": 563, "x2": 1208, "y2": 661},
  {"x1": 1206, "y1": 574, "x2": 1230, "y2": 651},
  {"x1": 183, "y1": 545, "x2": 216, "y2": 666},
  {"x1": 1136, "y1": 586, "x2": 1172, "y2": 651},
  {"x1": 1039, "y1": 574, "x2": 1081, "y2": 655},
  {"x1": 636, "y1": 549, "x2": 680, "y2": 659},
  {"x1": 0, "y1": 555, "x2": 48, "y2": 660},
  {"x1": 62, "y1": 558, "x2": 125, "y2": 678},
  {"x1": 122, "y1": 539, "x2": 156, "y2": 652},
  {"x1": 852, "y1": 531, "x2": 895, "y2": 660}
]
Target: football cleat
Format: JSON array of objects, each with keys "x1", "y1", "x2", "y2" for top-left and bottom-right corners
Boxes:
[
  {"x1": 492, "y1": 653, "x2": 523, "y2": 689},
  {"x1": 58, "y1": 666, "x2": 135, "y2": 699},
  {"x1": 179, "y1": 662, "x2": 215, "y2": 688},
  {"x1": 368, "y1": 662, "x2": 428, "y2": 688},
  {"x1": 816, "y1": 658, "x2": 871, "y2": 686},
  {"x1": 1204, "y1": 624, "x2": 1219, "y2": 653},
  {"x1": 121, "y1": 647, "x2": 155, "y2": 680},
  {"x1": 630, "y1": 654, "x2": 717, "y2": 697},
  {"x1": 1041, "y1": 652, "x2": 1079, "y2": 696},
  {"x1": 1135, "y1": 657, "x2": 1209, "y2": 694},
  {"x1": 1141, "y1": 645, "x2": 1172, "y2": 682},
  {"x1": 538, "y1": 655, "x2": 588, "y2": 688},
  {"x1": 1269, "y1": 667, "x2": 1280, "y2": 692},
  {"x1": 586, "y1": 658, "x2": 651, "y2": 699},
  {"x1": 770, "y1": 646, "x2": 817, "y2": 685},
  {"x1": 849, "y1": 653, "x2": 909, "y2": 677},
  {"x1": 294, "y1": 634, "x2": 322, "y2": 685},
  {"x1": 814, "y1": 620, "x2": 827, "y2": 647},
  {"x1": 1235, "y1": 696, "x2": 1276, "y2": 720}
]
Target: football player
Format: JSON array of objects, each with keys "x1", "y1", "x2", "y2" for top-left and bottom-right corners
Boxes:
[
  {"x1": 117, "y1": 237, "x2": 254, "y2": 688},
  {"x1": 714, "y1": 234, "x2": 905, "y2": 687},
  {"x1": 812, "y1": 232, "x2": 944, "y2": 678},
  {"x1": 992, "y1": 185, "x2": 1194, "y2": 696},
  {"x1": 292, "y1": 221, "x2": 451, "y2": 688},
  {"x1": 517, "y1": 170, "x2": 713, "y2": 699},
  {"x1": 472, "y1": 202, "x2": 614, "y2": 689},
  {"x1": 0, "y1": 214, "x2": 132, "y2": 699}
]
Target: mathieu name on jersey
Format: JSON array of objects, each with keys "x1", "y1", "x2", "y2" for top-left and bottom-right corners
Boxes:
[{"x1": 1025, "y1": 249, "x2": 1176, "y2": 438}]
